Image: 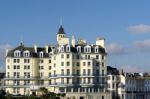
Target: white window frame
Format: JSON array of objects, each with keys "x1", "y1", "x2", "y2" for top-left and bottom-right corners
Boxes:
[
  {"x1": 40, "y1": 51, "x2": 44, "y2": 57},
  {"x1": 14, "y1": 50, "x2": 21, "y2": 57},
  {"x1": 66, "y1": 45, "x2": 70, "y2": 52},
  {"x1": 77, "y1": 46, "x2": 81, "y2": 52},
  {"x1": 23, "y1": 50, "x2": 30, "y2": 57}
]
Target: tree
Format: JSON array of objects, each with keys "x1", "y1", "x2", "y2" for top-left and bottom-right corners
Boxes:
[
  {"x1": 60, "y1": 93, "x2": 66, "y2": 99},
  {"x1": 39, "y1": 87, "x2": 49, "y2": 99}
]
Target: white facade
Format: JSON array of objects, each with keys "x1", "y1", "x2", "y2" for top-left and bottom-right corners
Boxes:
[{"x1": 5, "y1": 26, "x2": 111, "y2": 99}]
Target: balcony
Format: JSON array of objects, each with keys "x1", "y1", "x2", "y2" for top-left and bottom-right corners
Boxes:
[{"x1": 4, "y1": 76, "x2": 39, "y2": 80}]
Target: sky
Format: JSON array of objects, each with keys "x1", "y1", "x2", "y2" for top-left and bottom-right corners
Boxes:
[{"x1": 0, "y1": 0, "x2": 150, "y2": 72}]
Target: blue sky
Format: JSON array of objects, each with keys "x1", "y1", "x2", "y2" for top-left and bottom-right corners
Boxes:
[{"x1": 0, "y1": 0, "x2": 150, "y2": 72}]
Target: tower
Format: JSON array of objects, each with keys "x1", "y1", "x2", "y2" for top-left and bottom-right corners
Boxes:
[{"x1": 56, "y1": 25, "x2": 69, "y2": 45}]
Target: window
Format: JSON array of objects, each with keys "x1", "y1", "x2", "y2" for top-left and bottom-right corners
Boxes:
[
  {"x1": 66, "y1": 45, "x2": 70, "y2": 52},
  {"x1": 24, "y1": 65, "x2": 26, "y2": 69},
  {"x1": 14, "y1": 50, "x2": 21, "y2": 57},
  {"x1": 102, "y1": 55, "x2": 104, "y2": 60},
  {"x1": 67, "y1": 69, "x2": 70, "y2": 75},
  {"x1": 54, "y1": 63, "x2": 56, "y2": 67},
  {"x1": 48, "y1": 80, "x2": 51, "y2": 85},
  {"x1": 88, "y1": 55, "x2": 90, "y2": 59},
  {"x1": 102, "y1": 70, "x2": 105, "y2": 76},
  {"x1": 112, "y1": 83, "x2": 115, "y2": 88},
  {"x1": 61, "y1": 62, "x2": 64, "y2": 66},
  {"x1": 7, "y1": 65, "x2": 9, "y2": 69},
  {"x1": 77, "y1": 70, "x2": 80, "y2": 75},
  {"x1": 14, "y1": 65, "x2": 16, "y2": 69},
  {"x1": 88, "y1": 69, "x2": 91, "y2": 75},
  {"x1": 96, "y1": 62, "x2": 99, "y2": 66},
  {"x1": 102, "y1": 62, "x2": 105, "y2": 67},
  {"x1": 77, "y1": 62, "x2": 80, "y2": 66},
  {"x1": 83, "y1": 69, "x2": 86, "y2": 75},
  {"x1": 49, "y1": 60, "x2": 51, "y2": 63},
  {"x1": 24, "y1": 59, "x2": 30, "y2": 63},
  {"x1": 41, "y1": 66, "x2": 44, "y2": 70},
  {"x1": 95, "y1": 47, "x2": 99, "y2": 53},
  {"x1": 67, "y1": 78, "x2": 69, "y2": 84},
  {"x1": 54, "y1": 71, "x2": 56, "y2": 76},
  {"x1": 40, "y1": 59, "x2": 44, "y2": 63},
  {"x1": 83, "y1": 62, "x2": 86, "y2": 66},
  {"x1": 23, "y1": 51, "x2": 30, "y2": 57},
  {"x1": 17, "y1": 65, "x2": 20, "y2": 69},
  {"x1": 61, "y1": 69, "x2": 64, "y2": 75},
  {"x1": 96, "y1": 55, "x2": 99, "y2": 59},
  {"x1": 54, "y1": 56, "x2": 56, "y2": 60},
  {"x1": 61, "y1": 54, "x2": 64, "y2": 59},
  {"x1": 40, "y1": 72, "x2": 44, "y2": 77},
  {"x1": 49, "y1": 66, "x2": 51, "y2": 70},
  {"x1": 83, "y1": 78, "x2": 86, "y2": 83},
  {"x1": 14, "y1": 59, "x2": 16, "y2": 63},
  {"x1": 77, "y1": 46, "x2": 81, "y2": 52},
  {"x1": 88, "y1": 78, "x2": 90, "y2": 83},
  {"x1": 61, "y1": 78, "x2": 64, "y2": 84},
  {"x1": 7, "y1": 72, "x2": 10, "y2": 78},
  {"x1": 96, "y1": 78, "x2": 99, "y2": 83},
  {"x1": 88, "y1": 62, "x2": 91, "y2": 66},
  {"x1": 67, "y1": 62, "x2": 70, "y2": 66},
  {"x1": 40, "y1": 52, "x2": 44, "y2": 57},
  {"x1": 67, "y1": 54, "x2": 70, "y2": 58},
  {"x1": 96, "y1": 70, "x2": 99, "y2": 75},
  {"x1": 49, "y1": 73, "x2": 51, "y2": 77}
]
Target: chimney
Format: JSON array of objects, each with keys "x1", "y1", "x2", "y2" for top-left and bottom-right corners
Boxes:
[
  {"x1": 34, "y1": 45, "x2": 37, "y2": 53},
  {"x1": 6, "y1": 49, "x2": 8, "y2": 56},
  {"x1": 45, "y1": 45, "x2": 49, "y2": 53},
  {"x1": 96, "y1": 37, "x2": 105, "y2": 48},
  {"x1": 72, "y1": 35, "x2": 76, "y2": 47}
]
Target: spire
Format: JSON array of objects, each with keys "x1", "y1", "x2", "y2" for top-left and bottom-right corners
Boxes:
[{"x1": 57, "y1": 25, "x2": 66, "y2": 34}]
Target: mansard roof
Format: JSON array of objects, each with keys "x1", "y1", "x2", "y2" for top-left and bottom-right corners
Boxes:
[
  {"x1": 57, "y1": 25, "x2": 66, "y2": 34},
  {"x1": 7, "y1": 43, "x2": 106, "y2": 58}
]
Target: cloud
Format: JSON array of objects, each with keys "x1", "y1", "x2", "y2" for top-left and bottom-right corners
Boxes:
[
  {"x1": 133, "y1": 40, "x2": 150, "y2": 52},
  {"x1": 0, "y1": 44, "x2": 13, "y2": 72},
  {"x1": 128, "y1": 24, "x2": 150, "y2": 33},
  {"x1": 107, "y1": 39, "x2": 150, "y2": 56},
  {"x1": 106, "y1": 43, "x2": 125, "y2": 55}
]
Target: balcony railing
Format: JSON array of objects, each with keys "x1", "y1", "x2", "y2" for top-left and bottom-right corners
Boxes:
[{"x1": 4, "y1": 76, "x2": 39, "y2": 80}]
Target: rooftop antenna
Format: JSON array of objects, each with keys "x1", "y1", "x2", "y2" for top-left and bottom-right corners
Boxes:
[
  {"x1": 20, "y1": 34, "x2": 24, "y2": 46},
  {"x1": 60, "y1": 16, "x2": 63, "y2": 26}
]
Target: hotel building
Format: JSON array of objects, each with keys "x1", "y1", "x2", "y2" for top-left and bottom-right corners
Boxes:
[{"x1": 4, "y1": 26, "x2": 111, "y2": 99}]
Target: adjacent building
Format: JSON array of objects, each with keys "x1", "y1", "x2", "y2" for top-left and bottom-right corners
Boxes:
[{"x1": 4, "y1": 26, "x2": 111, "y2": 99}]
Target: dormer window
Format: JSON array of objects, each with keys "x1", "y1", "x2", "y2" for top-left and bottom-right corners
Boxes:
[
  {"x1": 95, "y1": 46, "x2": 99, "y2": 53},
  {"x1": 23, "y1": 50, "x2": 30, "y2": 57},
  {"x1": 77, "y1": 46, "x2": 81, "y2": 53},
  {"x1": 61, "y1": 46, "x2": 64, "y2": 52},
  {"x1": 66, "y1": 45, "x2": 70, "y2": 52},
  {"x1": 14, "y1": 50, "x2": 21, "y2": 57},
  {"x1": 84, "y1": 45, "x2": 91, "y2": 53},
  {"x1": 40, "y1": 52, "x2": 44, "y2": 57}
]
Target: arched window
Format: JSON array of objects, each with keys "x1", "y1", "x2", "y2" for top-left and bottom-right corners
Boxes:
[
  {"x1": 77, "y1": 46, "x2": 81, "y2": 52},
  {"x1": 84, "y1": 45, "x2": 91, "y2": 53},
  {"x1": 14, "y1": 50, "x2": 21, "y2": 57},
  {"x1": 40, "y1": 52, "x2": 44, "y2": 57},
  {"x1": 61, "y1": 46, "x2": 64, "y2": 52},
  {"x1": 66, "y1": 45, "x2": 70, "y2": 52},
  {"x1": 23, "y1": 50, "x2": 30, "y2": 57},
  {"x1": 95, "y1": 46, "x2": 99, "y2": 53}
]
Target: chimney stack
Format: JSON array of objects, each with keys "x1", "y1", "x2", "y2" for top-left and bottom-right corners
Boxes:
[
  {"x1": 72, "y1": 35, "x2": 76, "y2": 47},
  {"x1": 34, "y1": 45, "x2": 37, "y2": 53}
]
